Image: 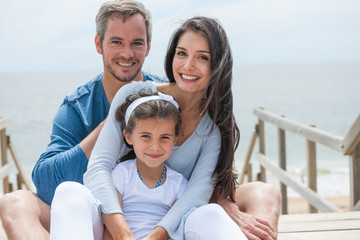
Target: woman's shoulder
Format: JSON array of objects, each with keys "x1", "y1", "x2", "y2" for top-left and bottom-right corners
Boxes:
[{"x1": 121, "y1": 81, "x2": 157, "y2": 93}]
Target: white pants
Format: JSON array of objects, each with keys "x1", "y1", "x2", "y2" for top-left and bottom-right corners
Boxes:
[
  {"x1": 50, "y1": 182, "x2": 247, "y2": 240},
  {"x1": 184, "y1": 204, "x2": 247, "y2": 240},
  {"x1": 50, "y1": 182, "x2": 103, "y2": 240}
]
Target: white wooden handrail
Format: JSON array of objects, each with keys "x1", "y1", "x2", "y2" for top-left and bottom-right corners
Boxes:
[{"x1": 253, "y1": 108, "x2": 344, "y2": 152}]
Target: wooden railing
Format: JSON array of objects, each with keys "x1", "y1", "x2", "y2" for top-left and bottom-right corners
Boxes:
[
  {"x1": 0, "y1": 117, "x2": 31, "y2": 193},
  {"x1": 240, "y1": 108, "x2": 360, "y2": 214}
]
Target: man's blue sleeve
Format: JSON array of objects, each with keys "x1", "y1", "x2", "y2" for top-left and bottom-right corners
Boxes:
[{"x1": 32, "y1": 103, "x2": 89, "y2": 205}]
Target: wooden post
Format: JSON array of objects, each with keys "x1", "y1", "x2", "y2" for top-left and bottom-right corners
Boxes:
[
  {"x1": 307, "y1": 125, "x2": 317, "y2": 213},
  {"x1": 278, "y1": 126, "x2": 288, "y2": 214},
  {"x1": 258, "y1": 119, "x2": 266, "y2": 182},
  {"x1": 350, "y1": 142, "x2": 360, "y2": 210},
  {"x1": 240, "y1": 125, "x2": 259, "y2": 184},
  {"x1": 1, "y1": 128, "x2": 10, "y2": 193}
]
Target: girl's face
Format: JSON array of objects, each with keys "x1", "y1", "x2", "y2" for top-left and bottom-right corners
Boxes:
[
  {"x1": 172, "y1": 31, "x2": 211, "y2": 94},
  {"x1": 124, "y1": 117, "x2": 176, "y2": 168}
]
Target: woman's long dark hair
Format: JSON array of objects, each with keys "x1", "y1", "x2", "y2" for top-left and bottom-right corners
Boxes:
[{"x1": 165, "y1": 16, "x2": 240, "y2": 201}]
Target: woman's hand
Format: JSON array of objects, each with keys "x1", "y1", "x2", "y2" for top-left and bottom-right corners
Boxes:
[
  {"x1": 142, "y1": 226, "x2": 169, "y2": 240},
  {"x1": 102, "y1": 213, "x2": 135, "y2": 240},
  {"x1": 217, "y1": 198, "x2": 277, "y2": 240}
]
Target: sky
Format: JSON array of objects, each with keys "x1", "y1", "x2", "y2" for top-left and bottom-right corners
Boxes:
[{"x1": 0, "y1": 0, "x2": 359, "y2": 73}]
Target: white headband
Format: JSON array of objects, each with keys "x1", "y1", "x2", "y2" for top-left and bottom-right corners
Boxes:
[{"x1": 125, "y1": 92, "x2": 180, "y2": 125}]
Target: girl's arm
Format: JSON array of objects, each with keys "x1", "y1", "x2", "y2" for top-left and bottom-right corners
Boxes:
[{"x1": 103, "y1": 191, "x2": 135, "y2": 240}]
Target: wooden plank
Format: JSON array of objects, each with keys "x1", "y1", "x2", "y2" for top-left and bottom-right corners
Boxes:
[
  {"x1": 279, "y1": 219, "x2": 360, "y2": 232},
  {"x1": 306, "y1": 138, "x2": 317, "y2": 213},
  {"x1": 343, "y1": 114, "x2": 360, "y2": 155},
  {"x1": 279, "y1": 211, "x2": 360, "y2": 223},
  {"x1": 240, "y1": 129, "x2": 258, "y2": 184},
  {"x1": 0, "y1": 117, "x2": 10, "y2": 131},
  {"x1": 8, "y1": 139, "x2": 31, "y2": 190},
  {"x1": 350, "y1": 143, "x2": 360, "y2": 210},
  {"x1": 278, "y1": 212, "x2": 360, "y2": 240},
  {"x1": 255, "y1": 153, "x2": 341, "y2": 212},
  {"x1": 0, "y1": 218, "x2": 7, "y2": 240},
  {"x1": 253, "y1": 108, "x2": 344, "y2": 152},
  {"x1": 0, "y1": 163, "x2": 12, "y2": 180},
  {"x1": 1, "y1": 129, "x2": 9, "y2": 193},
  {"x1": 278, "y1": 127, "x2": 288, "y2": 214},
  {"x1": 258, "y1": 120, "x2": 266, "y2": 181},
  {"x1": 278, "y1": 230, "x2": 360, "y2": 240}
]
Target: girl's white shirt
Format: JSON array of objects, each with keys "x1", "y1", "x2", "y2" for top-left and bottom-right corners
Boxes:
[{"x1": 112, "y1": 159, "x2": 187, "y2": 239}]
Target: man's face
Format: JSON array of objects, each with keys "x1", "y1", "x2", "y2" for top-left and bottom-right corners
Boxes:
[{"x1": 96, "y1": 13, "x2": 151, "y2": 83}]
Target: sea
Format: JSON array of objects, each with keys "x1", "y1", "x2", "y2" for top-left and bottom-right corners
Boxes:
[{"x1": 0, "y1": 62, "x2": 359, "y2": 197}]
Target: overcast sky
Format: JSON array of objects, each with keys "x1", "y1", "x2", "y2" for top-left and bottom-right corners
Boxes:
[{"x1": 0, "y1": 0, "x2": 359, "y2": 73}]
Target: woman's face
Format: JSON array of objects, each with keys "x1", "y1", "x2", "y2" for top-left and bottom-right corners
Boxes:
[{"x1": 172, "y1": 31, "x2": 211, "y2": 95}]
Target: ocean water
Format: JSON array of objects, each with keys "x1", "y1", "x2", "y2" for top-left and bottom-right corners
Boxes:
[{"x1": 0, "y1": 62, "x2": 359, "y2": 197}]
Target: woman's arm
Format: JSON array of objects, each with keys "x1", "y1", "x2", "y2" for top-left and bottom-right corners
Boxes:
[{"x1": 157, "y1": 121, "x2": 221, "y2": 239}]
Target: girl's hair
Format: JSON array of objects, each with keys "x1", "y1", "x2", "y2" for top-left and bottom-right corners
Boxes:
[
  {"x1": 165, "y1": 16, "x2": 240, "y2": 201},
  {"x1": 115, "y1": 91, "x2": 182, "y2": 161}
]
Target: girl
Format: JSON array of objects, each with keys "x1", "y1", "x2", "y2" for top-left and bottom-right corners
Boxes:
[
  {"x1": 50, "y1": 91, "x2": 188, "y2": 240},
  {"x1": 112, "y1": 91, "x2": 188, "y2": 239}
]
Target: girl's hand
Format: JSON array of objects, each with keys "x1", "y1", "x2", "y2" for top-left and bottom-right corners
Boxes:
[
  {"x1": 102, "y1": 213, "x2": 135, "y2": 240},
  {"x1": 142, "y1": 226, "x2": 169, "y2": 240}
]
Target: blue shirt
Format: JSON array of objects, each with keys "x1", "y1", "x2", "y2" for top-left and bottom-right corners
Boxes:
[{"x1": 32, "y1": 72, "x2": 167, "y2": 205}]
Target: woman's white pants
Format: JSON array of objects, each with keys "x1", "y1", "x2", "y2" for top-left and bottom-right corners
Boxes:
[{"x1": 50, "y1": 182, "x2": 247, "y2": 240}]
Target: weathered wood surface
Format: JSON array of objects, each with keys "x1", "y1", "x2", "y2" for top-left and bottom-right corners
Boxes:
[
  {"x1": 278, "y1": 211, "x2": 360, "y2": 240},
  {"x1": 1, "y1": 211, "x2": 360, "y2": 240},
  {"x1": 0, "y1": 218, "x2": 6, "y2": 240}
]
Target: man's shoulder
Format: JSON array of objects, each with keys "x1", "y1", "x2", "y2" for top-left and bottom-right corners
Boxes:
[
  {"x1": 64, "y1": 73, "x2": 104, "y2": 104},
  {"x1": 142, "y1": 71, "x2": 168, "y2": 83}
]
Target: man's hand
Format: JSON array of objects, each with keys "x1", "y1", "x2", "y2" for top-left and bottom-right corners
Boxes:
[{"x1": 218, "y1": 198, "x2": 277, "y2": 240}]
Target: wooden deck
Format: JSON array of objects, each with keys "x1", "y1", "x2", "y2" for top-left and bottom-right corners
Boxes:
[
  {"x1": 1, "y1": 211, "x2": 360, "y2": 239},
  {"x1": 278, "y1": 211, "x2": 360, "y2": 240}
]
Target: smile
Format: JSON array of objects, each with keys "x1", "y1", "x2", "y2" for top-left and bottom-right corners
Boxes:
[
  {"x1": 146, "y1": 153, "x2": 162, "y2": 159},
  {"x1": 117, "y1": 61, "x2": 134, "y2": 67},
  {"x1": 181, "y1": 73, "x2": 199, "y2": 81}
]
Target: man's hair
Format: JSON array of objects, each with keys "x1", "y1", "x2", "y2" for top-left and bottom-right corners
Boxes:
[{"x1": 95, "y1": 0, "x2": 152, "y2": 45}]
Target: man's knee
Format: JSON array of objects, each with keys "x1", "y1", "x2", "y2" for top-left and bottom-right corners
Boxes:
[
  {"x1": 236, "y1": 182, "x2": 282, "y2": 210},
  {"x1": 0, "y1": 190, "x2": 38, "y2": 227},
  {"x1": 237, "y1": 181, "x2": 281, "y2": 200}
]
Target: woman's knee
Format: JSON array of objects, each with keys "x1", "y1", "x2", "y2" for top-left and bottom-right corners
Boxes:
[
  {"x1": 185, "y1": 204, "x2": 247, "y2": 240},
  {"x1": 186, "y1": 204, "x2": 227, "y2": 229}
]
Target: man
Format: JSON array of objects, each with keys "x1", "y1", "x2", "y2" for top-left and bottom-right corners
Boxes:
[{"x1": 0, "y1": 1, "x2": 280, "y2": 239}]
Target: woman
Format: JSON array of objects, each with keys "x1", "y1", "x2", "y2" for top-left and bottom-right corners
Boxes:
[{"x1": 84, "y1": 16, "x2": 276, "y2": 240}]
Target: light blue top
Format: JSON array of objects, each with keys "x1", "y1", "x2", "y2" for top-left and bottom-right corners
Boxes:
[
  {"x1": 84, "y1": 81, "x2": 221, "y2": 239},
  {"x1": 32, "y1": 72, "x2": 167, "y2": 205}
]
